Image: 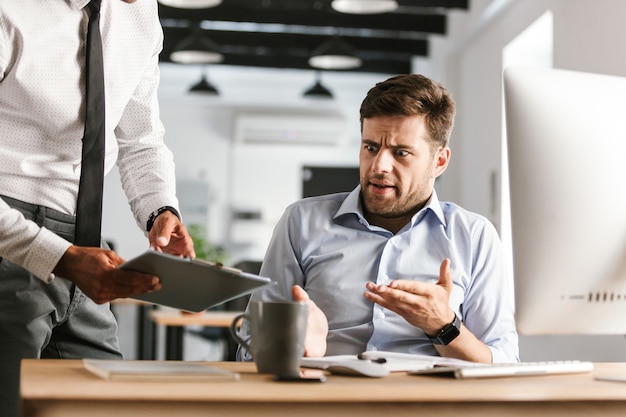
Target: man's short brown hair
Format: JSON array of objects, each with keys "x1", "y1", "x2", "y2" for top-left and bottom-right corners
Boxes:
[{"x1": 359, "y1": 74, "x2": 456, "y2": 149}]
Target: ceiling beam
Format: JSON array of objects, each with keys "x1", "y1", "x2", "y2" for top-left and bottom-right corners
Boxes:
[
  {"x1": 158, "y1": 4, "x2": 447, "y2": 35},
  {"x1": 172, "y1": 52, "x2": 413, "y2": 75},
  {"x1": 397, "y1": 0, "x2": 468, "y2": 9},
  {"x1": 161, "y1": 27, "x2": 428, "y2": 56}
]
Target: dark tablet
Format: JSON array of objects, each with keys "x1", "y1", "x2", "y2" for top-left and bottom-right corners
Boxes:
[{"x1": 120, "y1": 250, "x2": 274, "y2": 312}]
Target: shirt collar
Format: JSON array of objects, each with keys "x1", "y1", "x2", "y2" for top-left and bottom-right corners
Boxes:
[
  {"x1": 334, "y1": 186, "x2": 447, "y2": 229},
  {"x1": 69, "y1": 0, "x2": 92, "y2": 10},
  {"x1": 419, "y1": 189, "x2": 447, "y2": 227},
  {"x1": 334, "y1": 186, "x2": 364, "y2": 219}
]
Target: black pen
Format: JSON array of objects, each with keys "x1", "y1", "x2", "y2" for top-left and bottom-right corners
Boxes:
[{"x1": 357, "y1": 352, "x2": 387, "y2": 364}]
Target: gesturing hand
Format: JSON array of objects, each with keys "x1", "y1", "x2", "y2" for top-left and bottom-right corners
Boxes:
[
  {"x1": 148, "y1": 211, "x2": 195, "y2": 258},
  {"x1": 363, "y1": 258, "x2": 455, "y2": 335}
]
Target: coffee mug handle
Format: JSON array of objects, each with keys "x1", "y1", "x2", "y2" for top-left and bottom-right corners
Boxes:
[{"x1": 229, "y1": 313, "x2": 251, "y2": 356}]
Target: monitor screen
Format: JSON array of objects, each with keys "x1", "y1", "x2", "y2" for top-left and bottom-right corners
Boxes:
[
  {"x1": 301, "y1": 166, "x2": 360, "y2": 198},
  {"x1": 504, "y1": 66, "x2": 626, "y2": 335}
]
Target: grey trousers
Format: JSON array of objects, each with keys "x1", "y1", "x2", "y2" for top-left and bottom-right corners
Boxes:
[{"x1": 0, "y1": 195, "x2": 122, "y2": 417}]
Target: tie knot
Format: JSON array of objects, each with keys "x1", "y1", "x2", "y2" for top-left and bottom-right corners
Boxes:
[{"x1": 88, "y1": 0, "x2": 101, "y2": 14}]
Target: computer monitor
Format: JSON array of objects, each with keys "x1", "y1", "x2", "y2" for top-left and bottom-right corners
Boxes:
[
  {"x1": 504, "y1": 66, "x2": 626, "y2": 335},
  {"x1": 301, "y1": 166, "x2": 360, "y2": 198}
]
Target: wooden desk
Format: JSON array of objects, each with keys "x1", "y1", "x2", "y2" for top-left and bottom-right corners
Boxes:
[
  {"x1": 149, "y1": 310, "x2": 243, "y2": 360},
  {"x1": 20, "y1": 360, "x2": 626, "y2": 417}
]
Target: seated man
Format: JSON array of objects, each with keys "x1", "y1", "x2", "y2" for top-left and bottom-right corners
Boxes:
[{"x1": 239, "y1": 74, "x2": 518, "y2": 363}]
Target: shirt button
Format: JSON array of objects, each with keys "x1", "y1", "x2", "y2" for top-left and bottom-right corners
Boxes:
[{"x1": 379, "y1": 311, "x2": 385, "y2": 319}]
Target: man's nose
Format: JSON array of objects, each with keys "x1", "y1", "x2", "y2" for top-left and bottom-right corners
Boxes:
[{"x1": 371, "y1": 150, "x2": 393, "y2": 173}]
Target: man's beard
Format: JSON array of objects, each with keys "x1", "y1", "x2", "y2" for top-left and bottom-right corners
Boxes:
[{"x1": 361, "y1": 187, "x2": 426, "y2": 220}]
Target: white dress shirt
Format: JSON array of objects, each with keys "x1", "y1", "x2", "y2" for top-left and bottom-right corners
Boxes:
[
  {"x1": 0, "y1": 0, "x2": 179, "y2": 281},
  {"x1": 246, "y1": 187, "x2": 519, "y2": 363}
]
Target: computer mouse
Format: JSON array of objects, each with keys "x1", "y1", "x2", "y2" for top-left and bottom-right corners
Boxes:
[{"x1": 326, "y1": 360, "x2": 390, "y2": 378}]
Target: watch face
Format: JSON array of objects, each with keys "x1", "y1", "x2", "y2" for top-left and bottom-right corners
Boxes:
[
  {"x1": 429, "y1": 313, "x2": 461, "y2": 345},
  {"x1": 439, "y1": 325, "x2": 460, "y2": 345}
]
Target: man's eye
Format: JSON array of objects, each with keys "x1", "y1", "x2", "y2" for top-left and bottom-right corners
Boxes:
[{"x1": 396, "y1": 150, "x2": 408, "y2": 156}]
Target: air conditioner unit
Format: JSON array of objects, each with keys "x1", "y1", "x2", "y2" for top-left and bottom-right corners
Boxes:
[{"x1": 233, "y1": 109, "x2": 349, "y2": 146}]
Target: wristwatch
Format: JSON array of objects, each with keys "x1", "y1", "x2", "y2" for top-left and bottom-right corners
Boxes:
[
  {"x1": 146, "y1": 206, "x2": 180, "y2": 232},
  {"x1": 426, "y1": 313, "x2": 461, "y2": 345}
]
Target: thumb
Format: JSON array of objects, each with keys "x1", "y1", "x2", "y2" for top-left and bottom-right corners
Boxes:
[
  {"x1": 156, "y1": 235, "x2": 170, "y2": 247},
  {"x1": 291, "y1": 285, "x2": 310, "y2": 302},
  {"x1": 437, "y1": 258, "x2": 453, "y2": 292},
  {"x1": 150, "y1": 225, "x2": 172, "y2": 250}
]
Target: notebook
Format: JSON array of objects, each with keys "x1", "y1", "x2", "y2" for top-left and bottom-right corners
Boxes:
[
  {"x1": 120, "y1": 250, "x2": 275, "y2": 312},
  {"x1": 301, "y1": 351, "x2": 476, "y2": 376},
  {"x1": 83, "y1": 359, "x2": 240, "y2": 382}
]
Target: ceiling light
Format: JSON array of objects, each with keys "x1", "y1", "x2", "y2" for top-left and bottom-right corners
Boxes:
[
  {"x1": 158, "y1": 0, "x2": 222, "y2": 9},
  {"x1": 303, "y1": 73, "x2": 333, "y2": 99},
  {"x1": 309, "y1": 37, "x2": 362, "y2": 70},
  {"x1": 189, "y1": 68, "x2": 219, "y2": 95},
  {"x1": 331, "y1": 0, "x2": 398, "y2": 14},
  {"x1": 170, "y1": 26, "x2": 224, "y2": 64}
]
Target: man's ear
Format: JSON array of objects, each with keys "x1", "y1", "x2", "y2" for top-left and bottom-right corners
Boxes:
[{"x1": 433, "y1": 146, "x2": 451, "y2": 178}]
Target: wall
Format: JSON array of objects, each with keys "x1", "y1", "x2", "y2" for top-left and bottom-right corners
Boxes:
[{"x1": 432, "y1": 0, "x2": 626, "y2": 223}]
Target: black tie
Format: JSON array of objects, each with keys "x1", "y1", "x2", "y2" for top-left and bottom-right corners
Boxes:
[{"x1": 75, "y1": 0, "x2": 105, "y2": 247}]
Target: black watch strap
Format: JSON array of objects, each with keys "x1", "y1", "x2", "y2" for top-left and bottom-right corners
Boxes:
[
  {"x1": 146, "y1": 206, "x2": 180, "y2": 232},
  {"x1": 426, "y1": 313, "x2": 461, "y2": 345}
]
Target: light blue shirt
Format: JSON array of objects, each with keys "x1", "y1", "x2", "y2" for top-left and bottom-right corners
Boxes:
[{"x1": 244, "y1": 187, "x2": 519, "y2": 363}]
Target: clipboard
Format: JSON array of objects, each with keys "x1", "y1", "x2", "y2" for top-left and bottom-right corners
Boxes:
[{"x1": 120, "y1": 250, "x2": 275, "y2": 312}]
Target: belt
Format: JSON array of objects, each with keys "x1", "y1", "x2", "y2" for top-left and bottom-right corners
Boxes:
[{"x1": 1, "y1": 195, "x2": 76, "y2": 242}]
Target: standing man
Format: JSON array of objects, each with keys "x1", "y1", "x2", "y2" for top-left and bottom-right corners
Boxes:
[
  {"x1": 0, "y1": 1, "x2": 195, "y2": 416},
  {"x1": 240, "y1": 74, "x2": 518, "y2": 363}
]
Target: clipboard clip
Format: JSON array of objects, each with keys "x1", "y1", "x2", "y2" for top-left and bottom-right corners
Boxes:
[{"x1": 190, "y1": 257, "x2": 242, "y2": 274}]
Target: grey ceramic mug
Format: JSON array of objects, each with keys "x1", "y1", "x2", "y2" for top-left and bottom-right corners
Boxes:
[{"x1": 230, "y1": 301, "x2": 308, "y2": 376}]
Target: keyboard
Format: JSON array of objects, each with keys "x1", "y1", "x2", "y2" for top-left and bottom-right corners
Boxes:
[{"x1": 409, "y1": 360, "x2": 594, "y2": 379}]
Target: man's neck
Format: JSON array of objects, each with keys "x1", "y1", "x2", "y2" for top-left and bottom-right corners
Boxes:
[{"x1": 363, "y1": 211, "x2": 415, "y2": 235}]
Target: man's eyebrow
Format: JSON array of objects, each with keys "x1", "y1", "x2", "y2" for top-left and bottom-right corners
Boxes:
[
  {"x1": 361, "y1": 138, "x2": 416, "y2": 150},
  {"x1": 387, "y1": 142, "x2": 416, "y2": 151},
  {"x1": 390, "y1": 143, "x2": 414, "y2": 149}
]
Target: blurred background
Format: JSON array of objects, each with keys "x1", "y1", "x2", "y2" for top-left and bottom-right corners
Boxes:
[{"x1": 105, "y1": 0, "x2": 626, "y2": 363}]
